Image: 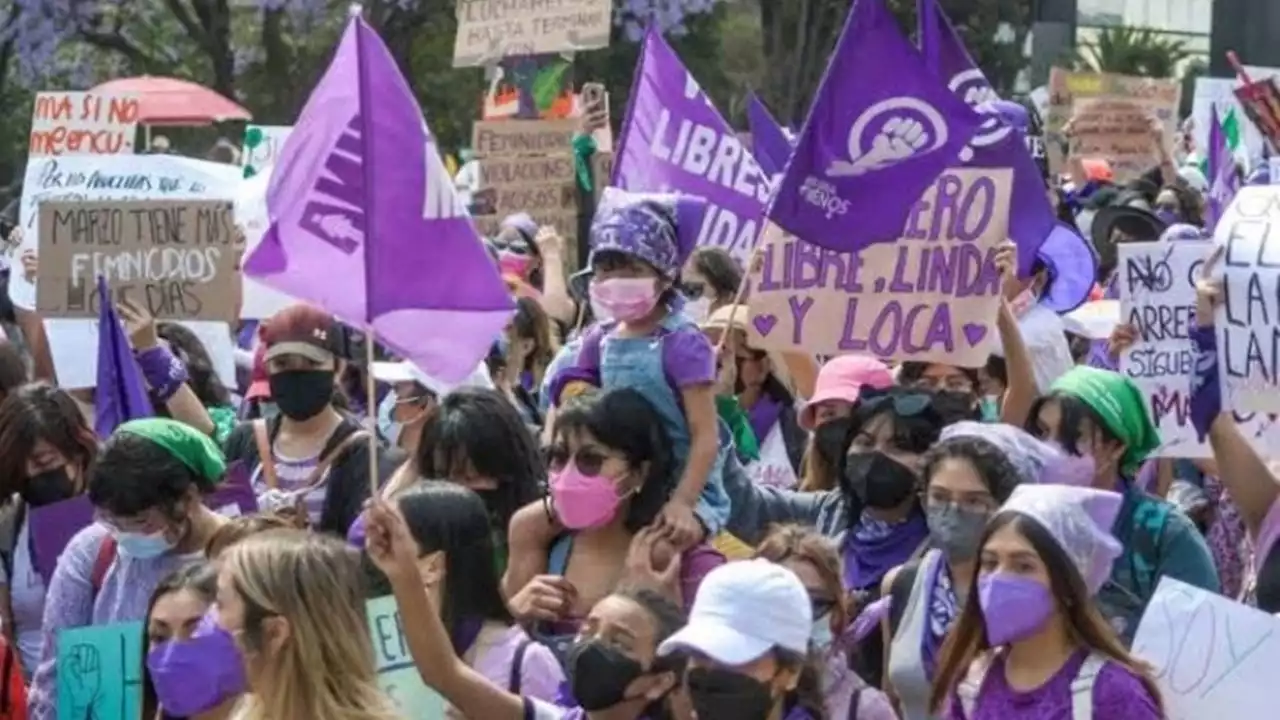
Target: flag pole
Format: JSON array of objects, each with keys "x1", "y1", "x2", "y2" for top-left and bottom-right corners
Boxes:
[
  {"x1": 1228, "y1": 51, "x2": 1252, "y2": 84},
  {"x1": 365, "y1": 325, "x2": 378, "y2": 500}
]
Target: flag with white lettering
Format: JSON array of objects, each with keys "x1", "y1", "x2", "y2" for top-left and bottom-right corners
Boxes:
[
  {"x1": 245, "y1": 9, "x2": 512, "y2": 383},
  {"x1": 612, "y1": 28, "x2": 772, "y2": 265}
]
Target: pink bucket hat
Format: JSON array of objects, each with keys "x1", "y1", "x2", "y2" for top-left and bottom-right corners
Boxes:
[{"x1": 798, "y1": 355, "x2": 894, "y2": 430}]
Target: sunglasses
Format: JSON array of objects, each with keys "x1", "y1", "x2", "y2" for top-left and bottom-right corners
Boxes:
[
  {"x1": 544, "y1": 445, "x2": 613, "y2": 476},
  {"x1": 859, "y1": 390, "x2": 935, "y2": 417}
]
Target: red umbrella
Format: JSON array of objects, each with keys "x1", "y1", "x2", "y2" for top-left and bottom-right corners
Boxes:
[{"x1": 89, "y1": 76, "x2": 252, "y2": 126}]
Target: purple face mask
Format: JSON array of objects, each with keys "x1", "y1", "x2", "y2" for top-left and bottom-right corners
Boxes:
[
  {"x1": 146, "y1": 611, "x2": 248, "y2": 716},
  {"x1": 978, "y1": 573, "x2": 1055, "y2": 646}
]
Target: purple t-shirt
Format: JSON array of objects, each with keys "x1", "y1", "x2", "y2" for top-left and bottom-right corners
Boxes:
[
  {"x1": 470, "y1": 625, "x2": 563, "y2": 701},
  {"x1": 946, "y1": 649, "x2": 1160, "y2": 719}
]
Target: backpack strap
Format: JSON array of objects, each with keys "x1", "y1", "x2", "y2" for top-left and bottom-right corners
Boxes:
[
  {"x1": 304, "y1": 430, "x2": 371, "y2": 492},
  {"x1": 887, "y1": 560, "x2": 921, "y2": 637},
  {"x1": 508, "y1": 637, "x2": 531, "y2": 694},
  {"x1": 548, "y1": 535, "x2": 572, "y2": 576},
  {"x1": 253, "y1": 420, "x2": 279, "y2": 489},
  {"x1": 1070, "y1": 653, "x2": 1107, "y2": 720},
  {"x1": 846, "y1": 687, "x2": 861, "y2": 720},
  {"x1": 91, "y1": 535, "x2": 117, "y2": 597}
]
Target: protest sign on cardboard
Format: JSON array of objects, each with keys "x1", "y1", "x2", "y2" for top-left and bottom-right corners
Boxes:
[
  {"x1": 29, "y1": 91, "x2": 140, "y2": 157},
  {"x1": 36, "y1": 199, "x2": 241, "y2": 323},
  {"x1": 1069, "y1": 96, "x2": 1162, "y2": 183},
  {"x1": 453, "y1": 0, "x2": 612, "y2": 67},
  {"x1": 1192, "y1": 67, "x2": 1280, "y2": 164},
  {"x1": 367, "y1": 595, "x2": 448, "y2": 719},
  {"x1": 1133, "y1": 578, "x2": 1280, "y2": 720},
  {"x1": 1213, "y1": 186, "x2": 1280, "y2": 414},
  {"x1": 471, "y1": 119, "x2": 577, "y2": 156},
  {"x1": 745, "y1": 168, "x2": 1010, "y2": 367},
  {"x1": 1045, "y1": 69, "x2": 1180, "y2": 180},
  {"x1": 1117, "y1": 240, "x2": 1280, "y2": 457},
  {"x1": 57, "y1": 621, "x2": 145, "y2": 720}
]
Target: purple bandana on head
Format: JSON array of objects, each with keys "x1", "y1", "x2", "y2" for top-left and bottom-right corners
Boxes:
[
  {"x1": 589, "y1": 188, "x2": 704, "y2": 277},
  {"x1": 767, "y1": 0, "x2": 983, "y2": 255}
]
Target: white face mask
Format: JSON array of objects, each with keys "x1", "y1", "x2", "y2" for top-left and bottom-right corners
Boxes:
[
  {"x1": 377, "y1": 393, "x2": 401, "y2": 446},
  {"x1": 683, "y1": 297, "x2": 711, "y2": 323},
  {"x1": 810, "y1": 613, "x2": 834, "y2": 650}
]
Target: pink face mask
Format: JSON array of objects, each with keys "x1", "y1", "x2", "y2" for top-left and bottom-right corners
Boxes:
[
  {"x1": 550, "y1": 463, "x2": 624, "y2": 530},
  {"x1": 499, "y1": 252, "x2": 533, "y2": 279},
  {"x1": 589, "y1": 278, "x2": 659, "y2": 321}
]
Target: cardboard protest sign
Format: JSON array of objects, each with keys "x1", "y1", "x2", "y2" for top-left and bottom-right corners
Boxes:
[
  {"x1": 36, "y1": 199, "x2": 241, "y2": 323},
  {"x1": 1117, "y1": 240, "x2": 1280, "y2": 457},
  {"x1": 453, "y1": 0, "x2": 612, "y2": 67},
  {"x1": 29, "y1": 91, "x2": 140, "y2": 157},
  {"x1": 1234, "y1": 77, "x2": 1280, "y2": 152},
  {"x1": 56, "y1": 621, "x2": 144, "y2": 720},
  {"x1": 1068, "y1": 96, "x2": 1162, "y2": 183},
  {"x1": 1045, "y1": 69, "x2": 1180, "y2": 179},
  {"x1": 242, "y1": 124, "x2": 294, "y2": 179},
  {"x1": 1133, "y1": 578, "x2": 1280, "y2": 719},
  {"x1": 471, "y1": 119, "x2": 577, "y2": 156},
  {"x1": 482, "y1": 54, "x2": 576, "y2": 120},
  {"x1": 1213, "y1": 186, "x2": 1280, "y2": 414},
  {"x1": 745, "y1": 168, "x2": 1011, "y2": 367},
  {"x1": 367, "y1": 595, "x2": 447, "y2": 719},
  {"x1": 474, "y1": 153, "x2": 577, "y2": 217}
]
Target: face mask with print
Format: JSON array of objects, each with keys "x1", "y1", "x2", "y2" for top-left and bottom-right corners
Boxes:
[
  {"x1": 550, "y1": 463, "x2": 625, "y2": 530},
  {"x1": 147, "y1": 611, "x2": 248, "y2": 715},
  {"x1": 589, "y1": 278, "x2": 660, "y2": 322},
  {"x1": 115, "y1": 528, "x2": 176, "y2": 559}
]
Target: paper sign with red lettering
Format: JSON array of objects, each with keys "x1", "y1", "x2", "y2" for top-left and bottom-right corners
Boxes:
[
  {"x1": 745, "y1": 167, "x2": 1010, "y2": 367},
  {"x1": 1117, "y1": 240, "x2": 1280, "y2": 457},
  {"x1": 29, "y1": 91, "x2": 140, "y2": 157}
]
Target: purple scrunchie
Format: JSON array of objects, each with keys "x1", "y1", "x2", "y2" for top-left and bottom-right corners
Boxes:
[{"x1": 135, "y1": 345, "x2": 190, "y2": 402}]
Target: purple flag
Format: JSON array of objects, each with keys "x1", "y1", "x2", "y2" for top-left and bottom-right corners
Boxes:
[
  {"x1": 612, "y1": 28, "x2": 772, "y2": 265},
  {"x1": 920, "y1": 0, "x2": 1054, "y2": 277},
  {"x1": 746, "y1": 93, "x2": 795, "y2": 178},
  {"x1": 94, "y1": 277, "x2": 153, "y2": 439},
  {"x1": 1206, "y1": 106, "x2": 1240, "y2": 232},
  {"x1": 767, "y1": 0, "x2": 982, "y2": 254},
  {"x1": 245, "y1": 10, "x2": 513, "y2": 383}
]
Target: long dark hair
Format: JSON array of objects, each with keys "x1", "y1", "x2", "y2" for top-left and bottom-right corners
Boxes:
[
  {"x1": 156, "y1": 323, "x2": 231, "y2": 409},
  {"x1": 549, "y1": 387, "x2": 675, "y2": 532},
  {"x1": 141, "y1": 562, "x2": 219, "y2": 719},
  {"x1": 928, "y1": 512, "x2": 1163, "y2": 714},
  {"x1": 0, "y1": 383, "x2": 97, "y2": 497},
  {"x1": 1025, "y1": 392, "x2": 1127, "y2": 477}
]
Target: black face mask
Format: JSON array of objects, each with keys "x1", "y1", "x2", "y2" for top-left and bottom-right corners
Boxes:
[
  {"x1": 268, "y1": 370, "x2": 334, "y2": 421},
  {"x1": 567, "y1": 639, "x2": 646, "y2": 710},
  {"x1": 685, "y1": 667, "x2": 776, "y2": 720},
  {"x1": 22, "y1": 467, "x2": 77, "y2": 508},
  {"x1": 843, "y1": 451, "x2": 918, "y2": 509}
]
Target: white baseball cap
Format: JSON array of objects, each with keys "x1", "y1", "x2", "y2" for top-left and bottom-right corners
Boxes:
[
  {"x1": 656, "y1": 559, "x2": 812, "y2": 664},
  {"x1": 371, "y1": 360, "x2": 493, "y2": 398}
]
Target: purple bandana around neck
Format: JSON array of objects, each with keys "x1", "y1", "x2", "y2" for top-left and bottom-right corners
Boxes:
[
  {"x1": 746, "y1": 394, "x2": 784, "y2": 446},
  {"x1": 842, "y1": 509, "x2": 930, "y2": 591},
  {"x1": 920, "y1": 557, "x2": 960, "y2": 679}
]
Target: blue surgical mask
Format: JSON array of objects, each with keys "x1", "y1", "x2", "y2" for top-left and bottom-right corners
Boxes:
[
  {"x1": 811, "y1": 613, "x2": 834, "y2": 650},
  {"x1": 979, "y1": 395, "x2": 1001, "y2": 422},
  {"x1": 115, "y1": 530, "x2": 175, "y2": 559},
  {"x1": 377, "y1": 392, "x2": 400, "y2": 445}
]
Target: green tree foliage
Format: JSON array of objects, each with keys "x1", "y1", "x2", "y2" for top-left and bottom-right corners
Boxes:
[{"x1": 1072, "y1": 26, "x2": 1192, "y2": 78}]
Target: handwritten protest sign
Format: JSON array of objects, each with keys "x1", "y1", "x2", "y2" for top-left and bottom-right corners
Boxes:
[
  {"x1": 367, "y1": 595, "x2": 447, "y2": 719},
  {"x1": 1069, "y1": 96, "x2": 1161, "y2": 183},
  {"x1": 242, "y1": 124, "x2": 294, "y2": 179},
  {"x1": 1045, "y1": 69, "x2": 1179, "y2": 180},
  {"x1": 1133, "y1": 578, "x2": 1280, "y2": 719},
  {"x1": 1213, "y1": 186, "x2": 1280, "y2": 414},
  {"x1": 57, "y1": 621, "x2": 144, "y2": 720},
  {"x1": 745, "y1": 168, "x2": 1011, "y2": 367},
  {"x1": 453, "y1": 0, "x2": 612, "y2": 67},
  {"x1": 1117, "y1": 240, "x2": 1280, "y2": 456},
  {"x1": 29, "y1": 91, "x2": 140, "y2": 157},
  {"x1": 472, "y1": 119, "x2": 576, "y2": 156},
  {"x1": 36, "y1": 199, "x2": 241, "y2": 322}
]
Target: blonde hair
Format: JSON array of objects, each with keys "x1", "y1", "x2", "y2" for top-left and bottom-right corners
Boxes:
[{"x1": 222, "y1": 529, "x2": 401, "y2": 720}]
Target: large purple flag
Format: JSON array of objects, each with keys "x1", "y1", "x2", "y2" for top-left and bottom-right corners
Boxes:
[
  {"x1": 612, "y1": 28, "x2": 772, "y2": 265},
  {"x1": 94, "y1": 277, "x2": 152, "y2": 438},
  {"x1": 767, "y1": 0, "x2": 982, "y2": 254},
  {"x1": 245, "y1": 10, "x2": 513, "y2": 383},
  {"x1": 1206, "y1": 106, "x2": 1240, "y2": 232},
  {"x1": 746, "y1": 93, "x2": 795, "y2": 178},
  {"x1": 920, "y1": 0, "x2": 1053, "y2": 277}
]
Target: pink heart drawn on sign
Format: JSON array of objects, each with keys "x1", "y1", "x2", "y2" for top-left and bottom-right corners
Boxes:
[
  {"x1": 752, "y1": 314, "x2": 778, "y2": 337},
  {"x1": 962, "y1": 323, "x2": 987, "y2": 346}
]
